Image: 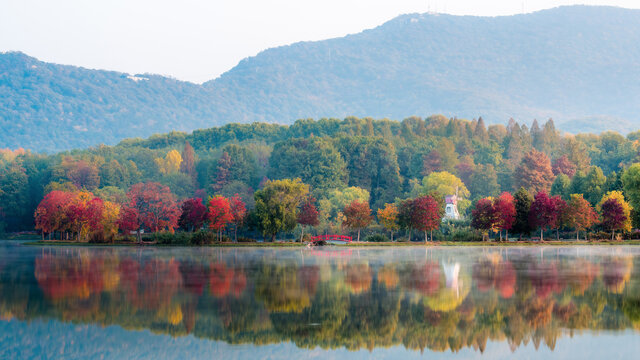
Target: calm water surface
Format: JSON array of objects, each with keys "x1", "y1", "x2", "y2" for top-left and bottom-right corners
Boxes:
[{"x1": 1, "y1": 241, "x2": 640, "y2": 359}]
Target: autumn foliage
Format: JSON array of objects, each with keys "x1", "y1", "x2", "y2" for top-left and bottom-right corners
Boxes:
[
  {"x1": 123, "y1": 182, "x2": 180, "y2": 241},
  {"x1": 409, "y1": 195, "x2": 442, "y2": 242},
  {"x1": 35, "y1": 190, "x2": 120, "y2": 242},
  {"x1": 342, "y1": 200, "x2": 372, "y2": 242},
  {"x1": 207, "y1": 195, "x2": 233, "y2": 240},
  {"x1": 179, "y1": 198, "x2": 208, "y2": 232}
]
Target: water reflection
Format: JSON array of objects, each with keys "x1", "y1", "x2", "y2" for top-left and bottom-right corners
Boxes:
[{"x1": 1, "y1": 244, "x2": 640, "y2": 355}]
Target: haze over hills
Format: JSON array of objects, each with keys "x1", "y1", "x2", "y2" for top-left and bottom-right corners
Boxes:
[{"x1": 2, "y1": 5, "x2": 640, "y2": 152}]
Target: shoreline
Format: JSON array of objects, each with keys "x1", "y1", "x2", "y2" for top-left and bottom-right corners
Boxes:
[{"x1": 18, "y1": 239, "x2": 640, "y2": 247}]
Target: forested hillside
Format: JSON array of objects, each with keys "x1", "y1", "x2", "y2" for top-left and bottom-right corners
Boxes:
[
  {"x1": 3, "y1": 6, "x2": 640, "y2": 151},
  {"x1": 2, "y1": 116, "x2": 640, "y2": 238}
]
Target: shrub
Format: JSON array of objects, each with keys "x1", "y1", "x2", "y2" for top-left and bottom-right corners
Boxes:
[
  {"x1": 190, "y1": 230, "x2": 215, "y2": 245},
  {"x1": 363, "y1": 234, "x2": 388, "y2": 242},
  {"x1": 449, "y1": 228, "x2": 483, "y2": 242}
]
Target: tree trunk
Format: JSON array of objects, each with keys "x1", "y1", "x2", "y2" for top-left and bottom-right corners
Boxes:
[
  {"x1": 235, "y1": 224, "x2": 238, "y2": 243},
  {"x1": 430, "y1": 230, "x2": 433, "y2": 242},
  {"x1": 271, "y1": 234, "x2": 276, "y2": 242},
  {"x1": 612, "y1": 230, "x2": 615, "y2": 241},
  {"x1": 357, "y1": 229, "x2": 360, "y2": 242},
  {"x1": 540, "y1": 228, "x2": 544, "y2": 242},
  {"x1": 391, "y1": 231, "x2": 394, "y2": 242},
  {"x1": 556, "y1": 228, "x2": 559, "y2": 241},
  {"x1": 577, "y1": 230, "x2": 579, "y2": 241},
  {"x1": 505, "y1": 230, "x2": 508, "y2": 242},
  {"x1": 499, "y1": 231, "x2": 502, "y2": 242},
  {"x1": 137, "y1": 230, "x2": 142, "y2": 244},
  {"x1": 300, "y1": 225, "x2": 304, "y2": 243},
  {"x1": 425, "y1": 231, "x2": 428, "y2": 243}
]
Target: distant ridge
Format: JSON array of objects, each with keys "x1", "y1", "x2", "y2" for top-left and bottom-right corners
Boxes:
[{"x1": 2, "y1": 5, "x2": 640, "y2": 151}]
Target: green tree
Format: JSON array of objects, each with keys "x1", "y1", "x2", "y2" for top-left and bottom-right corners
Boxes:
[
  {"x1": 212, "y1": 144, "x2": 259, "y2": 193},
  {"x1": 512, "y1": 187, "x2": 534, "y2": 239},
  {"x1": 336, "y1": 137, "x2": 401, "y2": 209},
  {"x1": 469, "y1": 164, "x2": 500, "y2": 200},
  {"x1": 254, "y1": 178, "x2": 309, "y2": 241},
  {"x1": 571, "y1": 166, "x2": 606, "y2": 204},
  {"x1": 269, "y1": 138, "x2": 347, "y2": 194},
  {"x1": 550, "y1": 174, "x2": 571, "y2": 199},
  {"x1": 622, "y1": 164, "x2": 640, "y2": 221},
  {"x1": 318, "y1": 186, "x2": 370, "y2": 230},
  {"x1": 0, "y1": 167, "x2": 30, "y2": 230},
  {"x1": 411, "y1": 171, "x2": 471, "y2": 214}
]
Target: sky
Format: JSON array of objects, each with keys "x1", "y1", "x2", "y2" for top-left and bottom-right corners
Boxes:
[{"x1": 1, "y1": 0, "x2": 639, "y2": 83}]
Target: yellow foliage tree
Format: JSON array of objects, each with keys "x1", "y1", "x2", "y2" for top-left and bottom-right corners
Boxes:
[
  {"x1": 155, "y1": 150, "x2": 183, "y2": 174},
  {"x1": 412, "y1": 171, "x2": 471, "y2": 213},
  {"x1": 101, "y1": 201, "x2": 121, "y2": 242},
  {"x1": 377, "y1": 203, "x2": 399, "y2": 241}
]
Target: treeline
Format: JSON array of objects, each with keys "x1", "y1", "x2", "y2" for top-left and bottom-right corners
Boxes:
[{"x1": 3, "y1": 115, "x2": 640, "y2": 240}]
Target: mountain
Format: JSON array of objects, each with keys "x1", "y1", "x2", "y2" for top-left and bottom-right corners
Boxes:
[{"x1": 2, "y1": 5, "x2": 640, "y2": 152}]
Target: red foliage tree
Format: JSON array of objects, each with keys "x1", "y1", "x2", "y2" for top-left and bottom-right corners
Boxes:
[
  {"x1": 471, "y1": 198, "x2": 496, "y2": 241},
  {"x1": 297, "y1": 197, "x2": 319, "y2": 242},
  {"x1": 178, "y1": 198, "x2": 208, "y2": 232},
  {"x1": 229, "y1": 194, "x2": 247, "y2": 242},
  {"x1": 410, "y1": 195, "x2": 442, "y2": 242},
  {"x1": 117, "y1": 206, "x2": 140, "y2": 240},
  {"x1": 494, "y1": 192, "x2": 516, "y2": 241},
  {"x1": 34, "y1": 190, "x2": 73, "y2": 240},
  {"x1": 550, "y1": 195, "x2": 567, "y2": 240},
  {"x1": 601, "y1": 198, "x2": 627, "y2": 240},
  {"x1": 126, "y1": 182, "x2": 180, "y2": 242},
  {"x1": 528, "y1": 192, "x2": 558, "y2": 241},
  {"x1": 552, "y1": 155, "x2": 577, "y2": 178},
  {"x1": 207, "y1": 195, "x2": 233, "y2": 240},
  {"x1": 342, "y1": 199, "x2": 372, "y2": 242}
]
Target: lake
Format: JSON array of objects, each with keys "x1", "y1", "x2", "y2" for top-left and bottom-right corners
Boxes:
[{"x1": 0, "y1": 241, "x2": 639, "y2": 359}]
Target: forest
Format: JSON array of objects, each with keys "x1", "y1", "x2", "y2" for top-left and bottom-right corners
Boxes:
[{"x1": 3, "y1": 115, "x2": 640, "y2": 243}]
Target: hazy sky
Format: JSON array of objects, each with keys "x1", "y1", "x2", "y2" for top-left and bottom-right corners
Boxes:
[{"x1": 1, "y1": 0, "x2": 639, "y2": 83}]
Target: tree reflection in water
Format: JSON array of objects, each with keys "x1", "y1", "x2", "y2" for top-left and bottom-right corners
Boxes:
[{"x1": 1, "y1": 245, "x2": 640, "y2": 353}]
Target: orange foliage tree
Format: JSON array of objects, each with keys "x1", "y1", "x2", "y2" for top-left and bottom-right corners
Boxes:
[{"x1": 342, "y1": 199, "x2": 372, "y2": 242}]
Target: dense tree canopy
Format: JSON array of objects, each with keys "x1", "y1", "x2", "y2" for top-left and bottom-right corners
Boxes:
[
  {"x1": 254, "y1": 178, "x2": 309, "y2": 241},
  {"x1": 5, "y1": 116, "x2": 640, "y2": 243}
]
